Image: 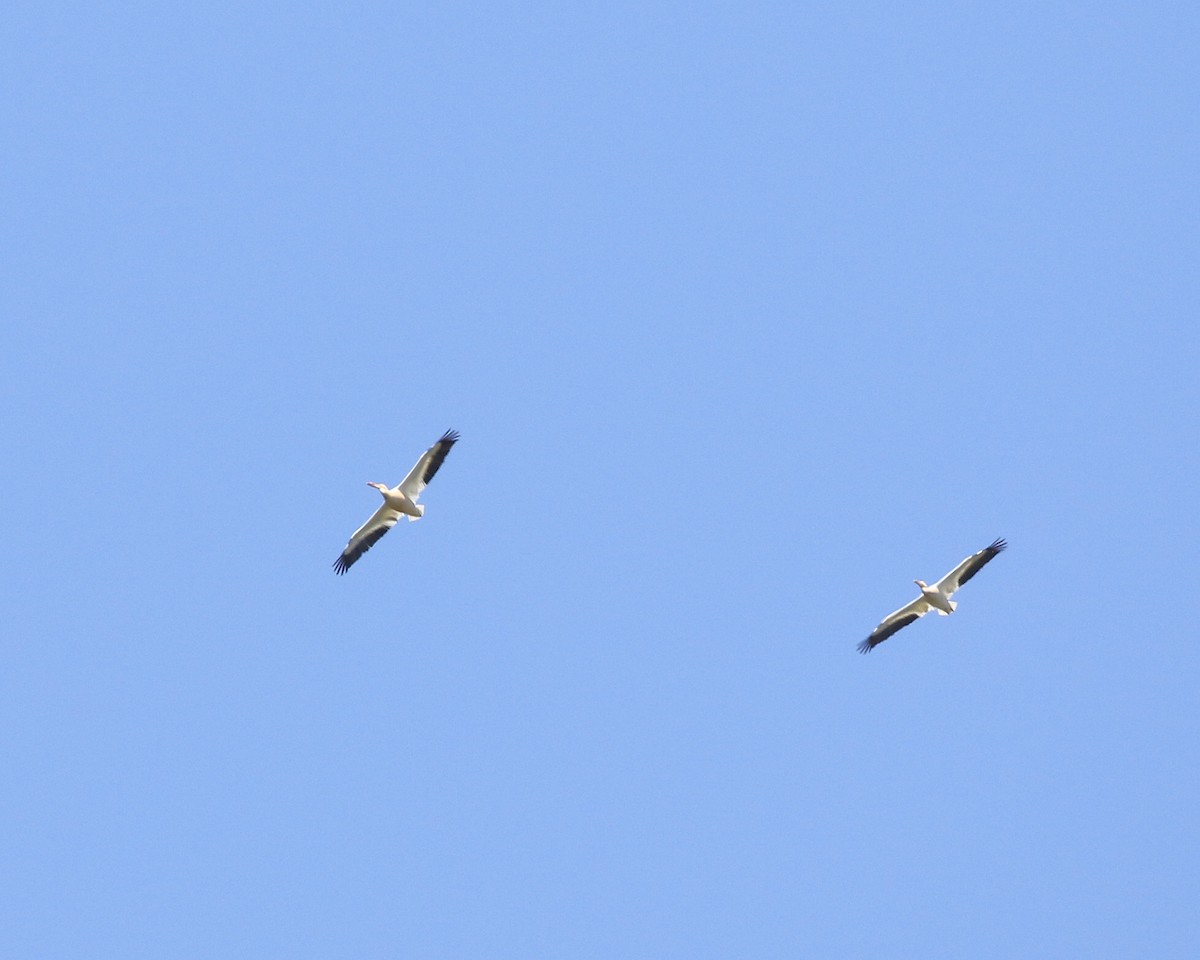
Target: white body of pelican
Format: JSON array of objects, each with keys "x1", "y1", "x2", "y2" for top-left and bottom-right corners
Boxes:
[
  {"x1": 858, "y1": 538, "x2": 1007, "y2": 653},
  {"x1": 334, "y1": 429, "x2": 460, "y2": 575}
]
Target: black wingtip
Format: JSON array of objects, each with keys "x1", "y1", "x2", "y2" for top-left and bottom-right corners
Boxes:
[
  {"x1": 439, "y1": 429, "x2": 460, "y2": 445},
  {"x1": 333, "y1": 556, "x2": 349, "y2": 575},
  {"x1": 989, "y1": 537, "x2": 1008, "y2": 553},
  {"x1": 857, "y1": 638, "x2": 874, "y2": 654}
]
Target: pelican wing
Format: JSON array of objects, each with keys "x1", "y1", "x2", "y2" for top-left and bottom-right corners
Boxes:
[
  {"x1": 933, "y1": 538, "x2": 1007, "y2": 596},
  {"x1": 334, "y1": 504, "x2": 402, "y2": 575},
  {"x1": 398, "y1": 429, "x2": 460, "y2": 500},
  {"x1": 858, "y1": 597, "x2": 932, "y2": 653}
]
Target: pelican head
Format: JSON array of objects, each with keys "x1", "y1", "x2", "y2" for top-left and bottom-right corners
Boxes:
[
  {"x1": 367, "y1": 481, "x2": 388, "y2": 493},
  {"x1": 914, "y1": 579, "x2": 928, "y2": 589}
]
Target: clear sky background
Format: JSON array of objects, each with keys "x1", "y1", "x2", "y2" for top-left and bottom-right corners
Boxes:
[{"x1": 4, "y1": 2, "x2": 1198, "y2": 957}]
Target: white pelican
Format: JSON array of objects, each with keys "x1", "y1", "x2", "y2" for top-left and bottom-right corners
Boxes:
[
  {"x1": 858, "y1": 538, "x2": 1007, "y2": 653},
  {"x1": 333, "y1": 429, "x2": 460, "y2": 575}
]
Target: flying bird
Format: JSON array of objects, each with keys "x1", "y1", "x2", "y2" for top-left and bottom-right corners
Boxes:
[
  {"x1": 858, "y1": 538, "x2": 1007, "y2": 653},
  {"x1": 333, "y1": 429, "x2": 460, "y2": 575}
]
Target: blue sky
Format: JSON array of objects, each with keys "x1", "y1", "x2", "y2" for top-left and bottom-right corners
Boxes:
[{"x1": 4, "y1": 1, "x2": 1198, "y2": 956}]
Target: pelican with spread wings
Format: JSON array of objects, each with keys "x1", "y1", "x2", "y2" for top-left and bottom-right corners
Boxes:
[
  {"x1": 333, "y1": 430, "x2": 460, "y2": 575},
  {"x1": 858, "y1": 538, "x2": 1007, "y2": 653}
]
